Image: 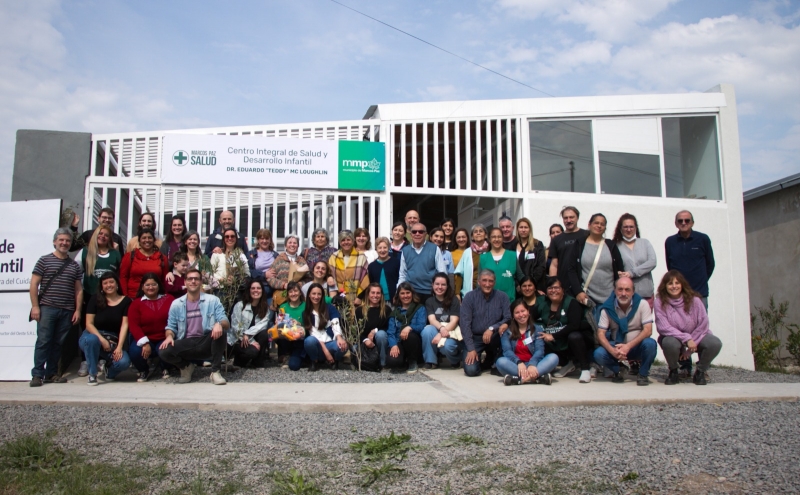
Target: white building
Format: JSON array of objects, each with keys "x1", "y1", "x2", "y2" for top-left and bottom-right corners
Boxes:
[{"x1": 76, "y1": 83, "x2": 752, "y2": 368}]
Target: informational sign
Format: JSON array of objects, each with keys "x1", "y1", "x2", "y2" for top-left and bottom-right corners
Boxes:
[
  {"x1": 161, "y1": 134, "x2": 385, "y2": 191},
  {"x1": 0, "y1": 199, "x2": 62, "y2": 291},
  {"x1": 0, "y1": 292, "x2": 38, "y2": 380},
  {"x1": 0, "y1": 199, "x2": 61, "y2": 380}
]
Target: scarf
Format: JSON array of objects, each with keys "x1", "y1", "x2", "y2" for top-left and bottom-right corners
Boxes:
[
  {"x1": 470, "y1": 241, "x2": 489, "y2": 254},
  {"x1": 599, "y1": 292, "x2": 643, "y2": 343},
  {"x1": 390, "y1": 302, "x2": 421, "y2": 328}
]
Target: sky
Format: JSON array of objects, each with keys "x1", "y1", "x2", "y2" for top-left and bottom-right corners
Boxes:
[{"x1": 0, "y1": 0, "x2": 798, "y2": 199}]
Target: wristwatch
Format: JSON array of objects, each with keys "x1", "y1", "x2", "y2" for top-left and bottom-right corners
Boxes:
[{"x1": 488, "y1": 326, "x2": 494, "y2": 332}]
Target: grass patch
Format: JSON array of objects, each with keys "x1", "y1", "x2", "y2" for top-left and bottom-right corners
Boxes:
[
  {"x1": 0, "y1": 432, "x2": 152, "y2": 495},
  {"x1": 504, "y1": 462, "x2": 615, "y2": 494},
  {"x1": 271, "y1": 468, "x2": 322, "y2": 495},
  {"x1": 350, "y1": 431, "x2": 414, "y2": 462},
  {"x1": 360, "y1": 462, "x2": 405, "y2": 487},
  {"x1": 621, "y1": 471, "x2": 639, "y2": 482}
]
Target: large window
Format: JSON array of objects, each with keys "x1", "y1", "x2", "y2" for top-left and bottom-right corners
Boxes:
[
  {"x1": 528, "y1": 115, "x2": 722, "y2": 200},
  {"x1": 529, "y1": 121, "x2": 595, "y2": 193},
  {"x1": 599, "y1": 151, "x2": 661, "y2": 197},
  {"x1": 662, "y1": 117, "x2": 722, "y2": 200}
]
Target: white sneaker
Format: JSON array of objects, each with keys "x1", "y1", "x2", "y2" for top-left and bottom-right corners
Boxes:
[
  {"x1": 579, "y1": 370, "x2": 592, "y2": 383},
  {"x1": 77, "y1": 361, "x2": 89, "y2": 377},
  {"x1": 590, "y1": 363, "x2": 601, "y2": 379},
  {"x1": 211, "y1": 371, "x2": 227, "y2": 385},
  {"x1": 553, "y1": 361, "x2": 576, "y2": 378},
  {"x1": 178, "y1": 363, "x2": 196, "y2": 383},
  {"x1": 202, "y1": 361, "x2": 212, "y2": 367}
]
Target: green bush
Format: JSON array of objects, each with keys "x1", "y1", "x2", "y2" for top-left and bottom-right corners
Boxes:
[{"x1": 751, "y1": 296, "x2": 800, "y2": 371}]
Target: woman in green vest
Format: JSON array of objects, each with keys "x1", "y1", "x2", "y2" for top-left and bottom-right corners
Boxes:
[
  {"x1": 277, "y1": 281, "x2": 306, "y2": 371},
  {"x1": 531, "y1": 277, "x2": 594, "y2": 383},
  {"x1": 478, "y1": 227, "x2": 523, "y2": 303}
]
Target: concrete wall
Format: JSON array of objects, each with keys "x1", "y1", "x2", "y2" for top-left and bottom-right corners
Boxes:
[
  {"x1": 11, "y1": 130, "x2": 91, "y2": 222},
  {"x1": 745, "y1": 184, "x2": 800, "y2": 339}
]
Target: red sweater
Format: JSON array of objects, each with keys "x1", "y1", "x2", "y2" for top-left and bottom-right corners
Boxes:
[
  {"x1": 127, "y1": 294, "x2": 175, "y2": 343},
  {"x1": 120, "y1": 249, "x2": 169, "y2": 298}
]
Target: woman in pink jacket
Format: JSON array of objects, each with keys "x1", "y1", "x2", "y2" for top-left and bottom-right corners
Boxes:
[{"x1": 655, "y1": 270, "x2": 722, "y2": 386}]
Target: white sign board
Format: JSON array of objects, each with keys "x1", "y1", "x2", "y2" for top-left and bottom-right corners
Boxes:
[
  {"x1": 0, "y1": 292, "x2": 38, "y2": 380},
  {"x1": 0, "y1": 199, "x2": 61, "y2": 291},
  {"x1": 161, "y1": 134, "x2": 386, "y2": 191},
  {"x1": 0, "y1": 199, "x2": 61, "y2": 380}
]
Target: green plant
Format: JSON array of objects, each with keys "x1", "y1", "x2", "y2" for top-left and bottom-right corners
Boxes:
[
  {"x1": 360, "y1": 462, "x2": 405, "y2": 487},
  {"x1": 0, "y1": 431, "x2": 67, "y2": 471},
  {"x1": 621, "y1": 471, "x2": 639, "y2": 482},
  {"x1": 350, "y1": 431, "x2": 413, "y2": 462},
  {"x1": 337, "y1": 288, "x2": 366, "y2": 370},
  {"x1": 271, "y1": 469, "x2": 322, "y2": 495},
  {"x1": 751, "y1": 296, "x2": 799, "y2": 370}
]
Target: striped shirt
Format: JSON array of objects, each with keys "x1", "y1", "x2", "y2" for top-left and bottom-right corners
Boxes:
[{"x1": 33, "y1": 253, "x2": 83, "y2": 311}]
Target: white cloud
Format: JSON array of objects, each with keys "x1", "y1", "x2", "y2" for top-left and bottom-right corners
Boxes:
[{"x1": 497, "y1": 0, "x2": 679, "y2": 42}]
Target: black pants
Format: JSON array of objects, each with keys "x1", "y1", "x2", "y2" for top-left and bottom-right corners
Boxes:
[
  {"x1": 386, "y1": 331, "x2": 422, "y2": 368},
  {"x1": 554, "y1": 328, "x2": 595, "y2": 371},
  {"x1": 230, "y1": 331, "x2": 270, "y2": 367},
  {"x1": 160, "y1": 333, "x2": 226, "y2": 372}
]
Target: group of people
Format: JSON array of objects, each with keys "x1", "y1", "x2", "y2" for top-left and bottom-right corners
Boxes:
[{"x1": 28, "y1": 205, "x2": 722, "y2": 388}]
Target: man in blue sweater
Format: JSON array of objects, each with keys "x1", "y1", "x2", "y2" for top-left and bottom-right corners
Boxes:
[
  {"x1": 664, "y1": 210, "x2": 715, "y2": 377},
  {"x1": 397, "y1": 223, "x2": 446, "y2": 304}
]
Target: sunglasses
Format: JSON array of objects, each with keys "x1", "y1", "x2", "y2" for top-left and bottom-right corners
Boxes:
[
  {"x1": 224, "y1": 235, "x2": 237, "y2": 239},
  {"x1": 676, "y1": 219, "x2": 692, "y2": 224},
  {"x1": 185, "y1": 277, "x2": 201, "y2": 282},
  {"x1": 411, "y1": 230, "x2": 426, "y2": 234}
]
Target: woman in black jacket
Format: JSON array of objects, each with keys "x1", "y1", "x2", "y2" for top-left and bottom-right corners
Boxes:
[
  {"x1": 565, "y1": 213, "x2": 624, "y2": 306},
  {"x1": 514, "y1": 217, "x2": 546, "y2": 293},
  {"x1": 366, "y1": 237, "x2": 400, "y2": 302}
]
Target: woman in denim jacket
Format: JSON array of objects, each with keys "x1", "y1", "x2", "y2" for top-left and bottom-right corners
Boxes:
[{"x1": 497, "y1": 299, "x2": 559, "y2": 385}]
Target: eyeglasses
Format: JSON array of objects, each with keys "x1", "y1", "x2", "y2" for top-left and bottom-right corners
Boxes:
[
  {"x1": 224, "y1": 235, "x2": 237, "y2": 239},
  {"x1": 185, "y1": 277, "x2": 201, "y2": 282},
  {"x1": 411, "y1": 230, "x2": 426, "y2": 234},
  {"x1": 621, "y1": 225, "x2": 636, "y2": 229},
  {"x1": 547, "y1": 286, "x2": 563, "y2": 291},
  {"x1": 676, "y1": 219, "x2": 692, "y2": 224}
]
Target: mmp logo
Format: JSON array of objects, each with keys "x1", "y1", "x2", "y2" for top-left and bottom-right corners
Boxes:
[
  {"x1": 172, "y1": 150, "x2": 189, "y2": 167},
  {"x1": 342, "y1": 158, "x2": 381, "y2": 172}
]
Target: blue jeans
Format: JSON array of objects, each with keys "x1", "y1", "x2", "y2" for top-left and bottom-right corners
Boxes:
[
  {"x1": 463, "y1": 332, "x2": 501, "y2": 377},
  {"x1": 78, "y1": 331, "x2": 131, "y2": 379},
  {"x1": 304, "y1": 336, "x2": 344, "y2": 363},
  {"x1": 128, "y1": 338, "x2": 174, "y2": 373},
  {"x1": 420, "y1": 325, "x2": 462, "y2": 365},
  {"x1": 278, "y1": 339, "x2": 306, "y2": 371},
  {"x1": 496, "y1": 353, "x2": 559, "y2": 378},
  {"x1": 593, "y1": 338, "x2": 657, "y2": 376},
  {"x1": 31, "y1": 306, "x2": 74, "y2": 378},
  {"x1": 373, "y1": 329, "x2": 389, "y2": 367}
]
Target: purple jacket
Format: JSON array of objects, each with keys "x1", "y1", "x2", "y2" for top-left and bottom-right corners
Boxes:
[{"x1": 654, "y1": 295, "x2": 712, "y2": 344}]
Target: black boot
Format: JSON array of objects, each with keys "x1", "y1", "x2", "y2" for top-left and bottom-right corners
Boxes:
[
  {"x1": 665, "y1": 368, "x2": 679, "y2": 385},
  {"x1": 692, "y1": 369, "x2": 707, "y2": 385}
]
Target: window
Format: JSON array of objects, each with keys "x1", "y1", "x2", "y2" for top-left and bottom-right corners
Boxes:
[
  {"x1": 529, "y1": 120, "x2": 595, "y2": 193},
  {"x1": 599, "y1": 151, "x2": 661, "y2": 197},
  {"x1": 662, "y1": 116, "x2": 722, "y2": 200}
]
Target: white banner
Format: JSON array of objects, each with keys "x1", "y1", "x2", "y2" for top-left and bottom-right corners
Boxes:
[
  {"x1": 0, "y1": 199, "x2": 62, "y2": 292},
  {"x1": 0, "y1": 292, "x2": 38, "y2": 380},
  {"x1": 161, "y1": 134, "x2": 385, "y2": 191}
]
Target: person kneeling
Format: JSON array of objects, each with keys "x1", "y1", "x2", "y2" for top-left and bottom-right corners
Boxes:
[
  {"x1": 655, "y1": 270, "x2": 722, "y2": 385},
  {"x1": 229, "y1": 279, "x2": 273, "y2": 368},
  {"x1": 303, "y1": 283, "x2": 348, "y2": 371},
  {"x1": 498, "y1": 300, "x2": 558, "y2": 385},
  {"x1": 592, "y1": 277, "x2": 656, "y2": 386},
  {"x1": 161, "y1": 268, "x2": 230, "y2": 385}
]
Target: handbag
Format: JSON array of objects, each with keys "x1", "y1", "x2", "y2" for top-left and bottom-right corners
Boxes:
[
  {"x1": 98, "y1": 330, "x2": 120, "y2": 350},
  {"x1": 357, "y1": 341, "x2": 381, "y2": 372},
  {"x1": 29, "y1": 257, "x2": 72, "y2": 321}
]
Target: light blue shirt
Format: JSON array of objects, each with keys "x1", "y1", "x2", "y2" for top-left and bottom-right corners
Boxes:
[{"x1": 166, "y1": 292, "x2": 229, "y2": 340}]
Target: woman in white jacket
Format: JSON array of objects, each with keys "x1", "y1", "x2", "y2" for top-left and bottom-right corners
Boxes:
[
  {"x1": 302, "y1": 283, "x2": 348, "y2": 371},
  {"x1": 229, "y1": 279, "x2": 272, "y2": 367}
]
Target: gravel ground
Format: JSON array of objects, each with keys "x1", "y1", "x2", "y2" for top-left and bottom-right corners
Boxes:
[{"x1": 2, "y1": 400, "x2": 799, "y2": 494}]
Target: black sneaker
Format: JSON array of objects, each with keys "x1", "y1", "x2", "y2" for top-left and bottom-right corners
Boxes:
[
  {"x1": 537, "y1": 373, "x2": 552, "y2": 385},
  {"x1": 664, "y1": 369, "x2": 679, "y2": 385},
  {"x1": 611, "y1": 372, "x2": 625, "y2": 383},
  {"x1": 136, "y1": 371, "x2": 150, "y2": 383},
  {"x1": 29, "y1": 376, "x2": 43, "y2": 387},
  {"x1": 490, "y1": 367, "x2": 503, "y2": 377},
  {"x1": 636, "y1": 375, "x2": 650, "y2": 386},
  {"x1": 308, "y1": 362, "x2": 319, "y2": 372},
  {"x1": 693, "y1": 370, "x2": 707, "y2": 385},
  {"x1": 629, "y1": 361, "x2": 640, "y2": 376},
  {"x1": 424, "y1": 363, "x2": 438, "y2": 370},
  {"x1": 87, "y1": 375, "x2": 98, "y2": 386},
  {"x1": 503, "y1": 375, "x2": 521, "y2": 386}
]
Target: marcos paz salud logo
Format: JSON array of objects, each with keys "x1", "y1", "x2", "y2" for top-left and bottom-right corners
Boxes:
[{"x1": 172, "y1": 150, "x2": 189, "y2": 167}]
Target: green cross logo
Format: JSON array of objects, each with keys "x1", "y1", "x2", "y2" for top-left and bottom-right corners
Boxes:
[{"x1": 172, "y1": 150, "x2": 189, "y2": 166}]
